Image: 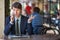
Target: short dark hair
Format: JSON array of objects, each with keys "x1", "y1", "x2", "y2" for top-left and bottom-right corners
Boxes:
[
  {"x1": 33, "y1": 7, "x2": 40, "y2": 13},
  {"x1": 12, "y1": 2, "x2": 22, "y2": 10}
]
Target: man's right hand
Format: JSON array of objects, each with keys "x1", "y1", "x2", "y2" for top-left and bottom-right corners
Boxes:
[
  {"x1": 10, "y1": 9, "x2": 14, "y2": 23},
  {"x1": 10, "y1": 16, "x2": 14, "y2": 23}
]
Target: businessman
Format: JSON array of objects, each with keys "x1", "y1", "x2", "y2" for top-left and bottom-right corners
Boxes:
[{"x1": 4, "y1": 2, "x2": 33, "y2": 36}]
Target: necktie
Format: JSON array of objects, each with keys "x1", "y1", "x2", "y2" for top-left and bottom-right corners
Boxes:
[{"x1": 16, "y1": 19, "x2": 19, "y2": 36}]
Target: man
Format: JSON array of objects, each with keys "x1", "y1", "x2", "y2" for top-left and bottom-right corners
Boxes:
[
  {"x1": 4, "y1": 2, "x2": 33, "y2": 36},
  {"x1": 31, "y1": 7, "x2": 43, "y2": 34}
]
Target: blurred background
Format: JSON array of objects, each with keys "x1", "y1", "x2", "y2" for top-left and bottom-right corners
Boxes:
[
  {"x1": 0, "y1": 0, "x2": 60, "y2": 38},
  {"x1": 5, "y1": 0, "x2": 60, "y2": 17}
]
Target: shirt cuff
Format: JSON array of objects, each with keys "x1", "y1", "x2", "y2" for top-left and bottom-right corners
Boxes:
[
  {"x1": 10, "y1": 21, "x2": 14, "y2": 24},
  {"x1": 28, "y1": 20, "x2": 31, "y2": 23}
]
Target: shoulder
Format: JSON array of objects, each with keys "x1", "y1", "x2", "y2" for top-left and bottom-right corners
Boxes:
[{"x1": 33, "y1": 13, "x2": 40, "y2": 17}]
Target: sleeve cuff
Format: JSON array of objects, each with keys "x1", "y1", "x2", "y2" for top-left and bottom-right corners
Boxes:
[
  {"x1": 10, "y1": 21, "x2": 14, "y2": 24},
  {"x1": 28, "y1": 20, "x2": 31, "y2": 23}
]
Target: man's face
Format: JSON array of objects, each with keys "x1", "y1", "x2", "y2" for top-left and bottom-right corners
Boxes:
[{"x1": 12, "y1": 7, "x2": 22, "y2": 17}]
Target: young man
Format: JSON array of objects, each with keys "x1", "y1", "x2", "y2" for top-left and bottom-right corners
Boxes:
[
  {"x1": 4, "y1": 2, "x2": 33, "y2": 36},
  {"x1": 31, "y1": 7, "x2": 43, "y2": 34}
]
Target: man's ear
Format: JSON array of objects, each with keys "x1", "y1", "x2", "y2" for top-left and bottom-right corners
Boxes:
[{"x1": 20, "y1": 9, "x2": 22, "y2": 15}]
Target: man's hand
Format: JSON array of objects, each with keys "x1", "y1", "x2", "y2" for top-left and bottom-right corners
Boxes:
[
  {"x1": 10, "y1": 9, "x2": 14, "y2": 23},
  {"x1": 28, "y1": 15, "x2": 35, "y2": 23},
  {"x1": 10, "y1": 16, "x2": 14, "y2": 23}
]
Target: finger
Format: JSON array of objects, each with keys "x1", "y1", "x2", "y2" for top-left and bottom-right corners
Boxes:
[
  {"x1": 30, "y1": 15, "x2": 33, "y2": 17},
  {"x1": 11, "y1": 16, "x2": 14, "y2": 19}
]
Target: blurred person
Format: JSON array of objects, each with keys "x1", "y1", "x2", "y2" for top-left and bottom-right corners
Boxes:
[
  {"x1": 57, "y1": 10, "x2": 60, "y2": 19},
  {"x1": 4, "y1": 2, "x2": 33, "y2": 36},
  {"x1": 30, "y1": 7, "x2": 43, "y2": 34},
  {"x1": 31, "y1": 3, "x2": 35, "y2": 9},
  {"x1": 56, "y1": 9, "x2": 60, "y2": 29},
  {"x1": 44, "y1": 9, "x2": 50, "y2": 23},
  {"x1": 25, "y1": 2, "x2": 32, "y2": 17},
  {"x1": 30, "y1": 3, "x2": 36, "y2": 14},
  {"x1": 22, "y1": 10, "x2": 27, "y2": 16},
  {"x1": 51, "y1": 9, "x2": 60, "y2": 31},
  {"x1": 55, "y1": 10, "x2": 60, "y2": 25}
]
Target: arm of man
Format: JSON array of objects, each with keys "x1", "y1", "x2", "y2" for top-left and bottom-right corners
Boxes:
[
  {"x1": 26, "y1": 15, "x2": 35, "y2": 35},
  {"x1": 4, "y1": 16, "x2": 14, "y2": 36}
]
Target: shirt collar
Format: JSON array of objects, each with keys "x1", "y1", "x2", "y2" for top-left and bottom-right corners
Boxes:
[{"x1": 15, "y1": 16, "x2": 21, "y2": 21}]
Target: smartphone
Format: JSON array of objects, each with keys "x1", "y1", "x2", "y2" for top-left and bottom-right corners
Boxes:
[{"x1": 10, "y1": 9, "x2": 15, "y2": 17}]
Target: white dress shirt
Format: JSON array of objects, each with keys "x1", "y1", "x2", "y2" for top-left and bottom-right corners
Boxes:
[{"x1": 15, "y1": 16, "x2": 21, "y2": 35}]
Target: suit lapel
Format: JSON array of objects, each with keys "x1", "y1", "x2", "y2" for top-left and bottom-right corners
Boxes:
[
  {"x1": 20, "y1": 15, "x2": 24, "y2": 34},
  {"x1": 20, "y1": 15, "x2": 24, "y2": 28}
]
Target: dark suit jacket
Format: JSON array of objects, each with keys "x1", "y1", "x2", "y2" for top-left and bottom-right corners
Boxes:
[{"x1": 4, "y1": 15, "x2": 33, "y2": 36}]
